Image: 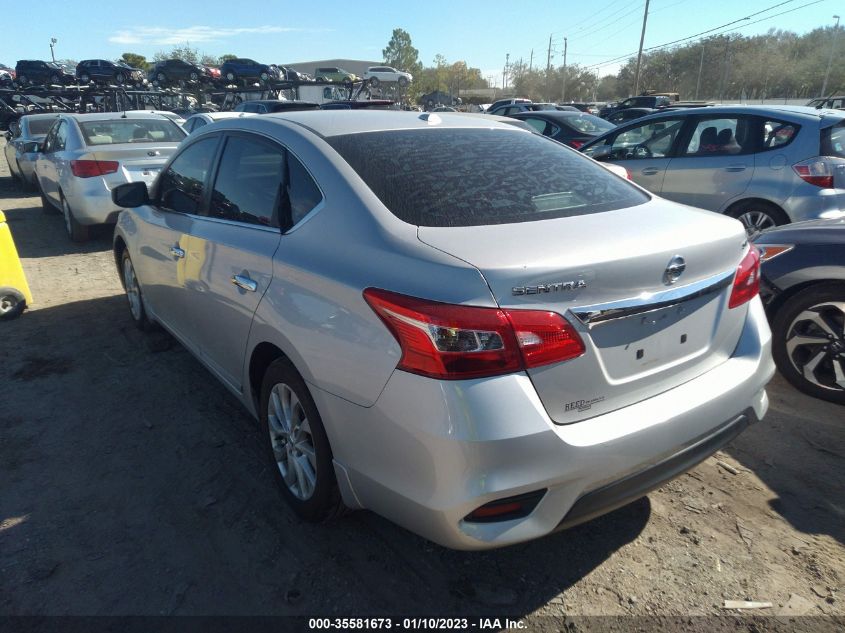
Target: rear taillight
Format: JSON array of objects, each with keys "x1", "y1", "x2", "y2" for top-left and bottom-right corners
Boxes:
[
  {"x1": 363, "y1": 288, "x2": 585, "y2": 380},
  {"x1": 793, "y1": 161, "x2": 834, "y2": 188},
  {"x1": 728, "y1": 246, "x2": 761, "y2": 309},
  {"x1": 567, "y1": 140, "x2": 586, "y2": 149},
  {"x1": 70, "y1": 160, "x2": 119, "y2": 178}
]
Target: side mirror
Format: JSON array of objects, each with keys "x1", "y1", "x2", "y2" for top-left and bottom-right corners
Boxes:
[
  {"x1": 112, "y1": 182, "x2": 149, "y2": 208},
  {"x1": 3, "y1": 131, "x2": 10, "y2": 141}
]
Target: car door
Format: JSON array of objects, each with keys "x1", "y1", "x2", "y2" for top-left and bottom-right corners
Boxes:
[
  {"x1": 4, "y1": 120, "x2": 20, "y2": 172},
  {"x1": 583, "y1": 115, "x2": 688, "y2": 194},
  {"x1": 131, "y1": 135, "x2": 221, "y2": 345},
  {"x1": 35, "y1": 119, "x2": 67, "y2": 204},
  {"x1": 177, "y1": 132, "x2": 283, "y2": 390},
  {"x1": 659, "y1": 115, "x2": 755, "y2": 211}
]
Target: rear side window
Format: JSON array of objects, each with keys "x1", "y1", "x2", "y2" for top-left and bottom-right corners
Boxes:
[
  {"x1": 821, "y1": 122, "x2": 845, "y2": 158},
  {"x1": 683, "y1": 117, "x2": 752, "y2": 155},
  {"x1": 285, "y1": 154, "x2": 323, "y2": 226},
  {"x1": 208, "y1": 135, "x2": 285, "y2": 227},
  {"x1": 158, "y1": 137, "x2": 218, "y2": 214},
  {"x1": 760, "y1": 119, "x2": 799, "y2": 151},
  {"x1": 327, "y1": 128, "x2": 648, "y2": 227}
]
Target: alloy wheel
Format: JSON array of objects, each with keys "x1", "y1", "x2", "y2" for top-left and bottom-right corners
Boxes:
[
  {"x1": 267, "y1": 383, "x2": 317, "y2": 500},
  {"x1": 736, "y1": 210, "x2": 776, "y2": 237},
  {"x1": 123, "y1": 257, "x2": 142, "y2": 322},
  {"x1": 784, "y1": 301, "x2": 845, "y2": 392}
]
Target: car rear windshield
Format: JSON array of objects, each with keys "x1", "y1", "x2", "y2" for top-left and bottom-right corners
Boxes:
[
  {"x1": 327, "y1": 128, "x2": 649, "y2": 227},
  {"x1": 28, "y1": 118, "x2": 56, "y2": 135},
  {"x1": 78, "y1": 119, "x2": 186, "y2": 146},
  {"x1": 821, "y1": 121, "x2": 845, "y2": 158}
]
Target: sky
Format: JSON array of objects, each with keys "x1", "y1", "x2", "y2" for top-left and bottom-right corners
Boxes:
[{"x1": 0, "y1": 0, "x2": 839, "y2": 81}]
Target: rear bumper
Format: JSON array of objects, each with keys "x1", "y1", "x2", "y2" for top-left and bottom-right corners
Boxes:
[
  {"x1": 313, "y1": 298, "x2": 774, "y2": 550},
  {"x1": 557, "y1": 409, "x2": 754, "y2": 530},
  {"x1": 782, "y1": 183, "x2": 845, "y2": 223}
]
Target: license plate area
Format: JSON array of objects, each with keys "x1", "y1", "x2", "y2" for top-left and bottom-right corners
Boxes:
[{"x1": 588, "y1": 293, "x2": 719, "y2": 380}]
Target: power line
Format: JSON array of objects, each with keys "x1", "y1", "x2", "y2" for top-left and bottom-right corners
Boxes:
[{"x1": 581, "y1": 0, "x2": 818, "y2": 70}]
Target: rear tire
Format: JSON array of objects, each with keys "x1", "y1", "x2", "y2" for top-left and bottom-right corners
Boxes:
[
  {"x1": 50, "y1": 74, "x2": 60, "y2": 84},
  {"x1": 115, "y1": 72, "x2": 126, "y2": 84},
  {"x1": 260, "y1": 358, "x2": 345, "y2": 522},
  {"x1": 61, "y1": 195, "x2": 89, "y2": 242},
  {"x1": 772, "y1": 284, "x2": 845, "y2": 405},
  {"x1": 369, "y1": 77, "x2": 380, "y2": 88},
  {"x1": 80, "y1": 73, "x2": 90, "y2": 83},
  {"x1": 725, "y1": 201, "x2": 788, "y2": 237}
]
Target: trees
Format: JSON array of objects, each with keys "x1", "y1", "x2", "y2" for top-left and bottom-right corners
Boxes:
[
  {"x1": 121, "y1": 53, "x2": 149, "y2": 71},
  {"x1": 382, "y1": 28, "x2": 422, "y2": 76},
  {"x1": 153, "y1": 44, "x2": 199, "y2": 64}
]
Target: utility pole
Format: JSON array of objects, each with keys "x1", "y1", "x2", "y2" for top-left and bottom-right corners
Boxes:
[
  {"x1": 49, "y1": 37, "x2": 57, "y2": 62},
  {"x1": 529, "y1": 49, "x2": 534, "y2": 73},
  {"x1": 561, "y1": 37, "x2": 568, "y2": 102},
  {"x1": 695, "y1": 43, "x2": 705, "y2": 100},
  {"x1": 502, "y1": 53, "x2": 509, "y2": 91},
  {"x1": 820, "y1": 15, "x2": 841, "y2": 98},
  {"x1": 633, "y1": 0, "x2": 650, "y2": 96},
  {"x1": 718, "y1": 35, "x2": 731, "y2": 101},
  {"x1": 546, "y1": 34, "x2": 553, "y2": 100}
]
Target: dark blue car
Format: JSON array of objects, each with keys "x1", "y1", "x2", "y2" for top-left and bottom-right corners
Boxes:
[{"x1": 219, "y1": 58, "x2": 279, "y2": 85}]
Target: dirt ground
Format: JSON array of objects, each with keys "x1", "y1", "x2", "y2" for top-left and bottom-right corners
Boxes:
[{"x1": 0, "y1": 138, "x2": 843, "y2": 627}]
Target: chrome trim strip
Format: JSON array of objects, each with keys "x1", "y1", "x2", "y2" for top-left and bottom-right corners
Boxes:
[{"x1": 570, "y1": 270, "x2": 735, "y2": 326}]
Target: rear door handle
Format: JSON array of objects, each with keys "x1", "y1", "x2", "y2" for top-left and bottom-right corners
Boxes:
[
  {"x1": 725, "y1": 165, "x2": 747, "y2": 172},
  {"x1": 170, "y1": 246, "x2": 185, "y2": 259},
  {"x1": 232, "y1": 274, "x2": 257, "y2": 292},
  {"x1": 641, "y1": 167, "x2": 660, "y2": 176}
]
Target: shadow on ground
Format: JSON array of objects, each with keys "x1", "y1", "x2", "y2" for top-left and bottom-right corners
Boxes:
[{"x1": 0, "y1": 295, "x2": 650, "y2": 616}]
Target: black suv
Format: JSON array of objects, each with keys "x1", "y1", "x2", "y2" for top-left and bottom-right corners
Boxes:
[
  {"x1": 15, "y1": 60, "x2": 75, "y2": 86},
  {"x1": 76, "y1": 59, "x2": 146, "y2": 86},
  {"x1": 219, "y1": 58, "x2": 279, "y2": 84},
  {"x1": 148, "y1": 59, "x2": 212, "y2": 87},
  {"x1": 599, "y1": 95, "x2": 673, "y2": 118}
]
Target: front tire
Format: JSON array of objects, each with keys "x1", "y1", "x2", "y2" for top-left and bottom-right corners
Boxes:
[
  {"x1": 260, "y1": 358, "x2": 345, "y2": 521},
  {"x1": 61, "y1": 196, "x2": 89, "y2": 242},
  {"x1": 121, "y1": 250, "x2": 153, "y2": 331},
  {"x1": 772, "y1": 284, "x2": 845, "y2": 405},
  {"x1": 369, "y1": 77, "x2": 380, "y2": 88},
  {"x1": 115, "y1": 72, "x2": 126, "y2": 84}
]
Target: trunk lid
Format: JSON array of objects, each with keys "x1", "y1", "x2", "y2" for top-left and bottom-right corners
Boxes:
[
  {"x1": 417, "y1": 198, "x2": 750, "y2": 424},
  {"x1": 80, "y1": 143, "x2": 179, "y2": 186}
]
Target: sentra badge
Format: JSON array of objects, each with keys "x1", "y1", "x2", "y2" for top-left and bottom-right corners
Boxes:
[{"x1": 512, "y1": 280, "x2": 587, "y2": 296}]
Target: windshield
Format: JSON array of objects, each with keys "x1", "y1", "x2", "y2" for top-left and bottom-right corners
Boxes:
[
  {"x1": 28, "y1": 118, "x2": 56, "y2": 135},
  {"x1": 78, "y1": 119, "x2": 186, "y2": 145},
  {"x1": 565, "y1": 114, "x2": 615, "y2": 135},
  {"x1": 327, "y1": 128, "x2": 648, "y2": 227}
]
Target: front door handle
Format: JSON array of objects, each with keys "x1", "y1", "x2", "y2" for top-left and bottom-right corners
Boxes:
[
  {"x1": 170, "y1": 246, "x2": 185, "y2": 259},
  {"x1": 232, "y1": 274, "x2": 257, "y2": 292},
  {"x1": 641, "y1": 167, "x2": 659, "y2": 176},
  {"x1": 725, "y1": 165, "x2": 746, "y2": 172}
]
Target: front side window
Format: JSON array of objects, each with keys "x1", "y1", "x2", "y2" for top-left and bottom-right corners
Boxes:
[
  {"x1": 327, "y1": 128, "x2": 648, "y2": 227},
  {"x1": 605, "y1": 118, "x2": 685, "y2": 159},
  {"x1": 683, "y1": 117, "x2": 751, "y2": 155},
  {"x1": 157, "y1": 137, "x2": 218, "y2": 214},
  {"x1": 208, "y1": 135, "x2": 285, "y2": 227}
]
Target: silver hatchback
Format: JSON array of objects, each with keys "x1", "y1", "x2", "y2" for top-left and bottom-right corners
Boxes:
[
  {"x1": 112, "y1": 111, "x2": 774, "y2": 549},
  {"x1": 582, "y1": 105, "x2": 845, "y2": 234}
]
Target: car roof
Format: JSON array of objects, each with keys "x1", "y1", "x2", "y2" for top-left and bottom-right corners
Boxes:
[
  {"x1": 20, "y1": 112, "x2": 62, "y2": 121},
  {"x1": 188, "y1": 112, "x2": 254, "y2": 121},
  {"x1": 62, "y1": 112, "x2": 183, "y2": 121},
  {"x1": 625, "y1": 104, "x2": 845, "y2": 125},
  {"x1": 238, "y1": 110, "x2": 525, "y2": 138}
]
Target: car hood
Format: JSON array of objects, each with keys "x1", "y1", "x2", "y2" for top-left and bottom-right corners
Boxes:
[{"x1": 755, "y1": 217, "x2": 845, "y2": 245}]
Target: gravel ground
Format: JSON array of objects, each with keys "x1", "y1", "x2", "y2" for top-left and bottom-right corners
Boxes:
[{"x1": 0, "y1": 138, "x2": 843, "y2": 628}]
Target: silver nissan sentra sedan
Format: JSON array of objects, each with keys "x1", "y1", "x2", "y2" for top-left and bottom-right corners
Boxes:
[{"x1": 111, "y1": 111, "x2": 775, "y2": 550}]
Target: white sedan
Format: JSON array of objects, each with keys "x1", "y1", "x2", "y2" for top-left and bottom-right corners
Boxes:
[{"x1": 362, "y1": 66, "x2": 412, "y2": 88}]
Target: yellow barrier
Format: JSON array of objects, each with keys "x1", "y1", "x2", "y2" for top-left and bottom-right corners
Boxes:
[{"x1": 0, "y1": 209, "x2": 33, "y2": 319}]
